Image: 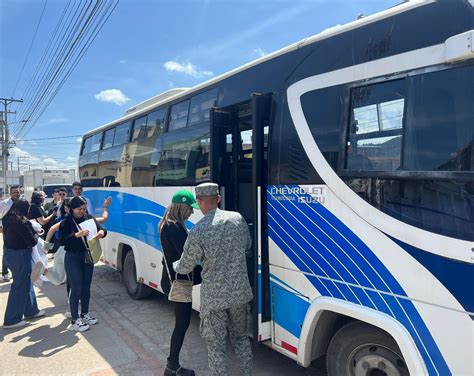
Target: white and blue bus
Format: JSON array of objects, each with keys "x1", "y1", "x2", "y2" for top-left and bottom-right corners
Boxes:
[{"x1": 79, "y1": 1, "x2": 473, "y2": 374}]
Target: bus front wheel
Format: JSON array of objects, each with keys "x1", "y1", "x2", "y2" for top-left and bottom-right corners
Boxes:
[
  {"x1": 326, "y1": 321, "x2": 409, "y2": 376},
  {"x1": 123, "y1": 251, "x2": 152, "y2": 300}
]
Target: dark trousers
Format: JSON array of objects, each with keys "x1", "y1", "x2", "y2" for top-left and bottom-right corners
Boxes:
[
  {"x1": 3, "y1": 248, "x2": 40, "y2": 325},
  {"x1": 64, "y1": 252, "x2": 93, "y2": 321},
  {"x1": 168, "y1": 301, "x2": 192, "y2": 367},
  {"x1": 2, "y1": 251, "x2": 9, "y2": 275}
]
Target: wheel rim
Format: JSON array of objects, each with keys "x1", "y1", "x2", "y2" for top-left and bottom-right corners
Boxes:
[
  {"x1": 124, "y1": 255, "x2": 138, "y2": 293},
  {"x1": 347, "y1": 343, "x2": 409, "y2": 376}
]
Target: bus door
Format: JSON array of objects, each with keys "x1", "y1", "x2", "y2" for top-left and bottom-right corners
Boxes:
[{"x1": 210, "y1": 93, "x2": 272, "y2": 342}]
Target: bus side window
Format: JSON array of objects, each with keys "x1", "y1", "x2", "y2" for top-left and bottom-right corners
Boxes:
[
  {"x1": 168, "y1": 100, "x2": 190, "y2": 131},
  {"x1": 81, "y1": 137, "x2": 93, "y2": 155},
  {"x1": 147, "y1": 108, "x2": 166, "y2": 138},
  {"x1": 132, "y1": 115, "x2": 148, "y2": 141},
  {"x1": 346, "y1": 80, "x2": 405, "y2": 171}
]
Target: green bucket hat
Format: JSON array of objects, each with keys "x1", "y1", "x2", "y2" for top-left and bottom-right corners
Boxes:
[{"x1": 172, "y1": 190, "x2": 199, "y2": 209}]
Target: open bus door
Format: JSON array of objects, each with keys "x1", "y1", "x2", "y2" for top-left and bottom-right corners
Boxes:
[{"x1": 210, "y1": 93, "x2": 272, "y2": 342}]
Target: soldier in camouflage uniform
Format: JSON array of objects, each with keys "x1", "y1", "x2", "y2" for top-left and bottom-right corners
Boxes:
[{"x1": 173, "y1": 182, "x2": 253, "y2": 376}]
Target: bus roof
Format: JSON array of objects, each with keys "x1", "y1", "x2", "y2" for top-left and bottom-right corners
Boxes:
[
  {"x1": 84, "y1": 0, "x2": 427, "y2": 138},
  {"x1": 124, "y1": 88, "x2": 190, "y2": 115}
]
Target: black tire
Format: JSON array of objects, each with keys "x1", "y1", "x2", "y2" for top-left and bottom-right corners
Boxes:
[
  {"x1": 326, "y1": 321, "x2": 409, "y2": 376},
  {"x1": 122, "y1": 251, "x2": 152, "y2": 300}
]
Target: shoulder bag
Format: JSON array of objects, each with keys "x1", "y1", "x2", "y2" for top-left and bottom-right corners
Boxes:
[
  {"x1": 72, "y1": 218, "x2": 94, "y2": 265},
  {"x1": 162, "y1": 249, "x2": 193, "y2": 303}
]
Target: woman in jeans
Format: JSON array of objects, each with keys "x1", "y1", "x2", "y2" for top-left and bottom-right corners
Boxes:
[
  {"x1": 159, "y1": 190, "x2": 201, "y2": 376},
  {"x1": 59, "y1": 196, "x2": 106, "y2": 332},
  {"x1": 2, "y1": 199, "x2": 45, "y2": 329}
]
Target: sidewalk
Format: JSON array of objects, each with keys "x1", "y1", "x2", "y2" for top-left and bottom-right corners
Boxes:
[
  {"x1": 0, "y1": 239, "x2": 163, "y2": 376},
  {"x1": 0, "y1": 237, "x2": 323, "y2": 375}
]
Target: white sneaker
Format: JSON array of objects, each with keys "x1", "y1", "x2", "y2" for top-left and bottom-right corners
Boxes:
[
  {"x1": 81, "y1": 313, "x2": 98, "y2": 325},
  {"x1": 31, "y1": 262, "x2": 44, "y2": 283},
  {"x1": 64, "y1": 311, "x2": 72, "y2": 319},
  {"x1": 3, "y1": 320, "x2": 27, "y2": 329},
  {"x1": 67, "y1": 319, "x2": 89, "y2": 332},
  {"x1": 2, "y1": 274, "x2": 9, "y2": 282}
]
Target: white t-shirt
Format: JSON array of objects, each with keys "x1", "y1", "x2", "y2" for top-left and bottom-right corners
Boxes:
[{"x1": 0, "y1": 198, "x2": 13, "y2": 227}]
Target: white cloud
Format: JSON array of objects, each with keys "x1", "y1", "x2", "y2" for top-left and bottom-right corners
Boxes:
[
  {"x1": 43, "y1": 157, "x2": 60, "y2": 166},
  {"x1": 36, "y1": 116, "x2": 68, "y2": 127},
  {"x1": 12, "y1": 147, "x2": 30, "y2": 158},
  {"x1": 119, "y1": 59, "x2": 128, "y2": 64},
  {"x1": 163, "y1": 60, "x2": 214, "y2": 79},
  {"x1": 47, "y1": 117, "x2": 67, "y2": 124},
  {"x1": 10, "y1": 146, "x2": 78, "y2": 171},
  {"x1": 186, "y1": 3, "x2": 316, "y2": 64},
  {"x1": 95, "y1": 89, "x2": 131, "y2": 106},
  {"x1": 253, "y1": 48, "x2": 267, "y2": 57},
  {"x1": 76, "y1": 138, "x2": 82, "y2": 143},
  {"x1": 37, "y1": 116, "x2": 67, "y2": 128}
]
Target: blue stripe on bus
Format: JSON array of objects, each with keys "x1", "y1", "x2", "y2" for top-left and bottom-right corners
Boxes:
[
  {"x1": 267, "y1": 185, "x2": 451, "y2": 376},
  {"x1": 83, "y1": 189, "x2": 195, "y2": 252},
  {"x1": 389, "y1": 236, "x2": 474, "y2": 316}
]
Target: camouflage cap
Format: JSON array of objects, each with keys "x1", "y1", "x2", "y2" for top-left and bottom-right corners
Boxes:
[{"x1": 195, "y1": 182, "x2": 219, "y2": 197}]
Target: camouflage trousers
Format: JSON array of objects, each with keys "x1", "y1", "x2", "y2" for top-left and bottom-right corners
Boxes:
[{"x1": 200, "y1": 303, "x2": 252, "y2": 376}]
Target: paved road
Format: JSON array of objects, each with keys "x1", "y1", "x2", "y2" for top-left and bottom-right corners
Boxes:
[{"x1": 0, "y1": 240, "x2": 325, "y2": 375}]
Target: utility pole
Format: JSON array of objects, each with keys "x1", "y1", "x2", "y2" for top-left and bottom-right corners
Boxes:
[
  {"x1": 0, "y1": 97, "x2": 23, "y2": 196},
  {"x1": 17, "y1": 156, "x2": 28, "y2": 172}
]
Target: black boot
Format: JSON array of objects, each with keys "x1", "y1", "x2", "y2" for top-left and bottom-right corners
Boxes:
[{"x1": 164, "y1": 359, "x2": 195, "y2": 376}]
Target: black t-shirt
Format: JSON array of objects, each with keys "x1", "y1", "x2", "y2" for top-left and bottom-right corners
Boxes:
[
  {"x1": 160, "y1": 222, "x2": 201, "y2": 295},
  {"x1": 28, "y1": 204, "x2": 52, "y2": 239},
  {"x1": 3, "y1": 213, "x2": 38, "y2": 250},
  {"x1": 59, "y1": 214, "x2": 107, "y2": 253},
  {"x1": 28, "y1": 204, "x2": 45, "y2": 220}
]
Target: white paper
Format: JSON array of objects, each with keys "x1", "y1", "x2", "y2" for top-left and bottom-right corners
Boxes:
[{"x1": 79, "y1": 219, "x2": 97, "y2": 241}]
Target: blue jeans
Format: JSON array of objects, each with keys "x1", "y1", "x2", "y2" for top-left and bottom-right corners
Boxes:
[
  {"x1": 2, "y1": 251, "x2": 9, "y2": 275},
  {"x1": 3, "y1": 248, "x2": 40, "y2": 326},
  {"x1": 64, "y1": 252, "x2": 94, "y2": 321}
]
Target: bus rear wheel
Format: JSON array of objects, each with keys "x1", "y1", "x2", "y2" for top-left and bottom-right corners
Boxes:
[
  {"x1": 123, "y1": 251, "x2": 152, "y2": 300},
  {"x1": 326, "y1": 321, "x2": 409, "y2": 376}
]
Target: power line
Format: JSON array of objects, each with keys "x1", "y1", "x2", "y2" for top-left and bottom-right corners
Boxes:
[
  {"x1": 17, "y1": 1, "x2": 99, "y2": 137},
  {"x1": 19, "y1": 1, "x2": 119, "y2": 138},
  {"x1": 12, "y1": 0, "x2": 119, "y2": 138},
  {"x1": 11, "y1": 0, "x2": 48, "y2": 97},
  {"x1": 13, "y1": 0, "x2": 91, "y2": 133},
  {"x1": 16, "y1": 134, "x2": 82, "y2": 142},
  {"x1": 23, "y1": 0, "x2": 119, "y2": 139},
  {"x1": 16, "y1": 143, "x2": 80, "y2": 148},
  {"x1": 12, "y1": 0, "x2": 74, "y2": 124}
]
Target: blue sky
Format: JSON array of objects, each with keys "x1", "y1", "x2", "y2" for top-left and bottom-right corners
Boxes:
[{"x1": 0, "y1": 0, "x2": 398, "y2": 171}]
